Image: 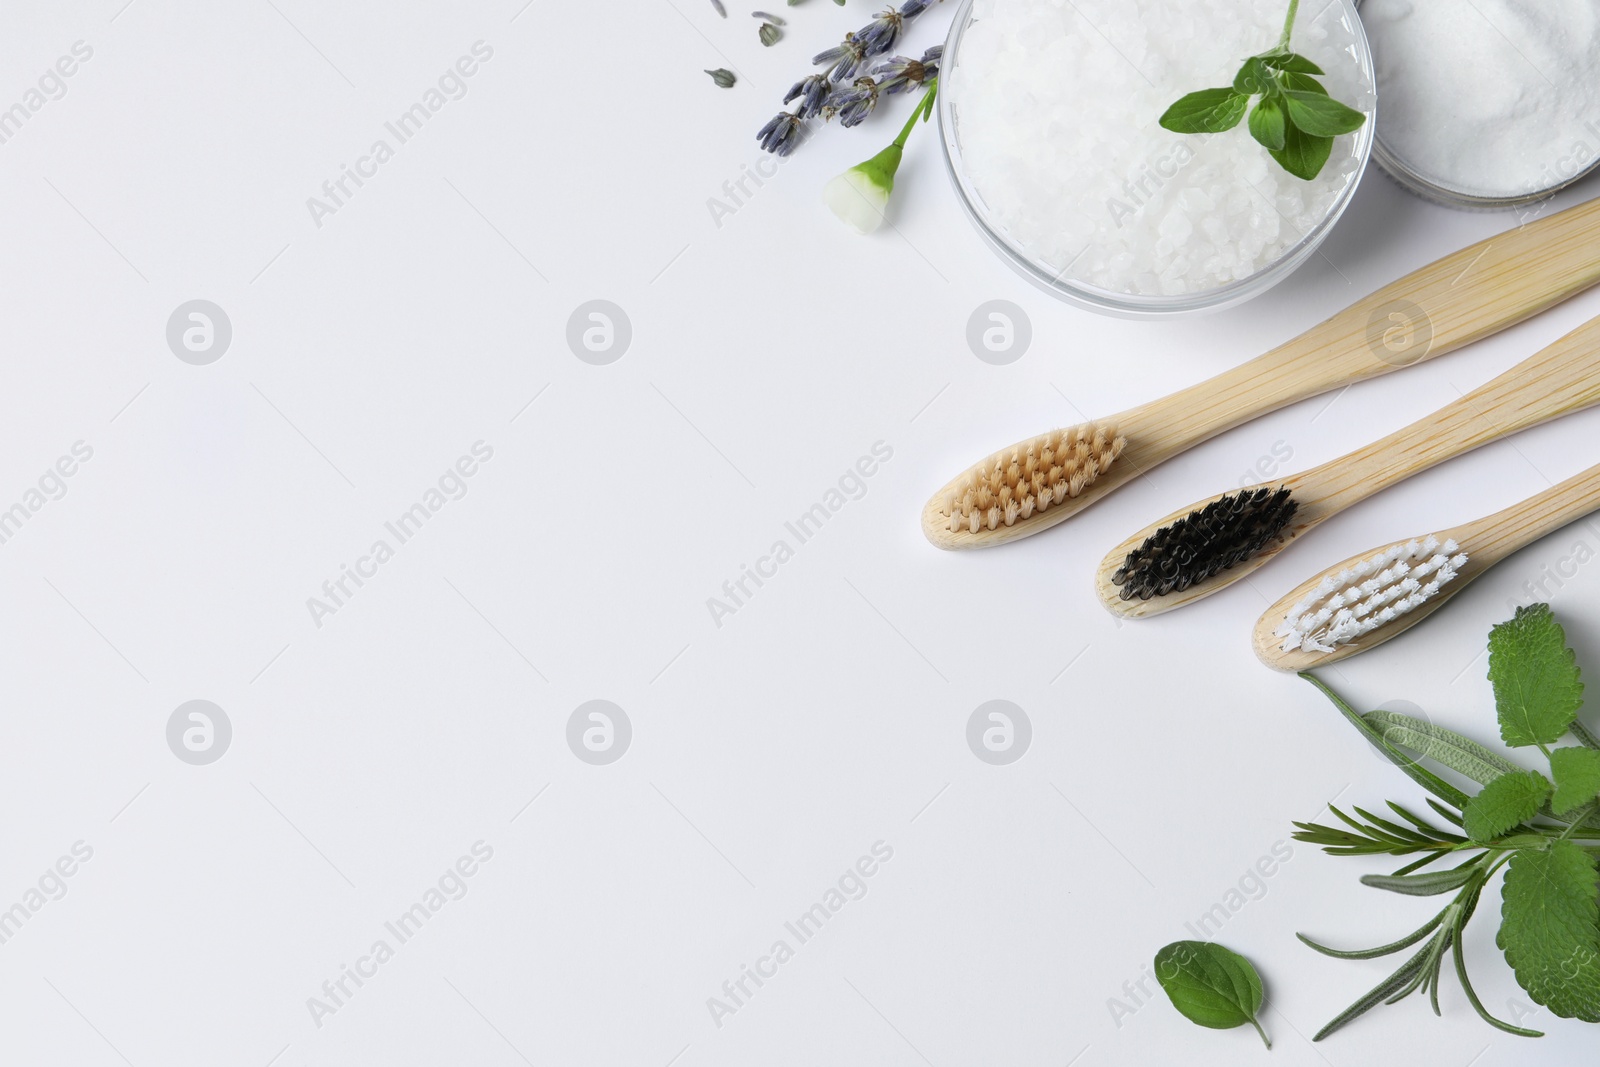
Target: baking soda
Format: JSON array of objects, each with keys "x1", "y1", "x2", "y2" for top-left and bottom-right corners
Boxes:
[
  {"x1": 949, "y1": 0, "x2": 1373, "y2": 296},
  {"x1": 1364, "y1": 0, "x2": 1600, "y2": 201}
]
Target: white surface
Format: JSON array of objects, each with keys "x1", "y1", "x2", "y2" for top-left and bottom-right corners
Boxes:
[{"x1": 2, "y1": 2, "x2": 1599, "y2": 1066}]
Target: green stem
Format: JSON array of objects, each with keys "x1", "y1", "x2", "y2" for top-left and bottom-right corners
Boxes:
[
  {"x1": 1277, "y1": 0, "x2": 1300, "y2": 50},
  {"x1": 1559, "y1": 802, "x2": 1600, "y2": 842},
  {"x1": 1248, "y1": 1015, "x2": 1272, "y2": 1049},
  {"x1": 892, "y1": 76, "x2": 938, "y2": 149}
]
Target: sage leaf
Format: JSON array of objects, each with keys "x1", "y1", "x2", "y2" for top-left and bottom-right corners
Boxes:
[
  {"x1": 1498, "y1": 841, "x2": 1600, "y2": 1021},
  {"x1": 1268, "y1": 121, "x2": 1333, "y2": 181},
  {"x1": 1462, "y1": 770, "x2": 1551, "y2": 843},
  {"x1": 1247, "y1": 97, "x2": 1286, "y2": 151},
  {"x1": 1490, "y1": 604, "x2": 1585, "y2": 747},
  {"x1": 1549, "y1": 747, "x2": 1600, "y2": 814},
  {"x1": 1281, "y1": 90, "x2": 1366, "y2": 136},
  {"x1": 1362, "y1": 710, "x2": 1522, "y2": 786},
  {"x1": 1154, "y1": 941, "x2": 1270, "y2": 1047},
  {"x1": 1159, "y1": 89, "x2": 1248, "y2": 134}
]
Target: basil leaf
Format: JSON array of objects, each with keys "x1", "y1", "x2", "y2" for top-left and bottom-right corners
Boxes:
[
  {"x1": 1490, "y1": 604, "x2": 1585, "y2": 748},
  {"x1": 1282, "y1": 90, "x2": 1367, "y2": 136},
  {"x1": 1154, "y1": 941, "x2": 1270, "y2": 1047},
  {"x1": 1247, "y1": 97, "x2": 1286, "y2": 151},
  {"x1": 1279, "y1": 71, "x2": 1328, "y2": 95},
  {"x1": 1268, "y1": 122, "x2": 1333, "y2": 181},
  {"x1": 1262, "y1": 51, "x2": 1325, "y2": 75},
  {"x1": 1462, "y1": 770, "x2": 1551, "y2": 843},
  {"x1": 1159, "y1": 88, "x2": 1249, "y2": 133}
]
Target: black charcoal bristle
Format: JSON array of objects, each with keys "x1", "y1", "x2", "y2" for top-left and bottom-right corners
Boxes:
[{"x1": 1111, "y1": 487, "x2": 1299, "y2": 600}]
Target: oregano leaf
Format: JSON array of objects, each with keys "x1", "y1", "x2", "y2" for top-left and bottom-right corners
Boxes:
[
  {"x1": 1461, "y1": 770, "x2": 1550, "y2": 843},
  {"x1": 1498, "y1": 841, "x2": 1600, "y2": 1021},
  {"x1": 1232, "y1": 56, "x2": 1274, "y2": 96},
  {"x1": 1549, "y1": 747, "x2": 1600, "y2": 814},
  {"x1": 1279, "y1": 71, "x2": 1327, "y2": 95},
  {"x1": 1247, "y1": 97, "x2": 1286, "y2": 151},
  {"x1": 1268, "y1": 122, "x2": 1333, "y2": 181},
  {"x1": 1281, "y1": 90, "x2": 1366, "y2": 136},
  {"x1": 1489, "y1": 603, "x2": 1584, "y2": 748},
  {"x1": 1159, "y1": 88, "x2": 1249, "y2": 134},
  {"x1": 1154, "y1": 941, "x2": 1270, "y2": 1047}
]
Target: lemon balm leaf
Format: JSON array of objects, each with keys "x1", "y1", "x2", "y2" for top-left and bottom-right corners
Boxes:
[
  {"x1": 1461, "y1": 770, "x2": 1550, "y2": 843},
  {"x1": 1498, "y1": 841, "x2": 1600, "y2": 1022},
  {"x1": 1549, "y1": 747, "x2": 1600, "y2": 814},
  {"x1": 1154, "y1": 941, "x2": 1270, "y2": 1048},
  {"x1": 1489, "y1": 603, "x2": 1584, "y2": 748}
]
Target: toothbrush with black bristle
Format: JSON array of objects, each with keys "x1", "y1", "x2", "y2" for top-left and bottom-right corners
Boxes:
[
  {"x1": 1252, "y1": 461, "x2": 1600, "y2": 669},
  {"x1": 1093, "y1": 312, "x2": 1600, "y2": 618},
  {"x1": 922, "y1": 194, "x2": 1600, "y2": 550}
]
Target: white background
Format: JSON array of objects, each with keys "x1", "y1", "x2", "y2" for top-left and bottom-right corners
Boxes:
[{"x1": 2, "y1": 2, "x2": 1599, "y2": 1065}]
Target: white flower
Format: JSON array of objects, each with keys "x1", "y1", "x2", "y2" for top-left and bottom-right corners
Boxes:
[{"x1": 823, "y1": 144, "x2": 902, "y2": 234}]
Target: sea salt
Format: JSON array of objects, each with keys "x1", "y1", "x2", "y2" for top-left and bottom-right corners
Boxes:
[
  {"x1": 1363, "y1": 0, "x2": 1600, "y2": 201},
  {"x1": 949, "y1": 0, "x2": 1373, "y2": 296}
]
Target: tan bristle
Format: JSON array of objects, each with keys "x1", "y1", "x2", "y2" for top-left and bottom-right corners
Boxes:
[{"x1": 943, "y1": 424, "x2": 1127, "y2": 528}]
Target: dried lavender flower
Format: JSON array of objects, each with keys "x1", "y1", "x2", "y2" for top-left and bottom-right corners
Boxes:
[
  {"x1": 814, "y1": 32, "x2": 868, "y2": 79},
  {"x1": 759, "y1": 21, "x2": 783, "y2": 46},
  {"x1": 856, "y1": 7, "x2": 906, "y2": 57},
  {"x1": 783, "y1": 73, "x2": 831, "y2": 118},
  {"x1": 826, "y1": 77, "x2": 881, "y2": 128},
  {"x1": 706, "y1": 68, "x2": 737, "y2": 89},
  {"x1": 757, "y1": 111, "x2": 805, "y2": 155},
  {"x1": 873, "y1": 47, "x2": 940, "y2": 94}
]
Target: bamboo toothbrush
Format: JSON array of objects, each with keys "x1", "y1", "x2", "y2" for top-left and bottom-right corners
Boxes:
[
  {"x1": 1252, "y1": 462, "x2": 1600, "y2": 670},
  {"x1": 923, "y1": 195, "x2": 1600, "y2": 549},
  {"x1": 1093, "y1": 312, "x2": 1600, "y2": 618}
]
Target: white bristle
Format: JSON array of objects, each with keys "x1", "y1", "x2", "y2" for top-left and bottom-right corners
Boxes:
[{"x1": 1279, "y1": 534, "x2": 1468, "y2": 655}]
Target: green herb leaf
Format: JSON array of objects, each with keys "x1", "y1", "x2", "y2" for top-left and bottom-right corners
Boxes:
[
  {"x1": 1490, "y1": 603, "x2": 1585, "y2": 748},
  {"x1": 1233, "y1": 57, "x2": 1275, "y2": 96},
  {"x1": 1247, "y1": 97, "x2": 1286, "y2": 151},
  {"x1": 1549, "y1": 747, "x2": 1600, "y2": 814},
  {"x1": 1360, "y1": 864, "x2": 1480, "y2": 897},
  {"x1": 1281, "y1": 89, "x2": 1366, "y2": 136},
  {"x1": 1278, "y1": 71, "x2": 1327, "y2": 95},
  {"x1": 1268, "y1": 121, "x2": 1333, "y2": 181},
  {"x1": 1154, "y1": 941, "x2": 1270, "y2": 1047},
  {"x1": 1462, "y1": 770, "x2": 1551, "y2": 843},
  {"x1": 1498, "y1": 841, "x2": 1600, "y2": 1021},
  {"x1": 1159, "y1": 88, "x2": 1249, "y2": 133},
  {"x1": 1262, "y1": 51, "x2": 1325, "y2": 74},
  {"x1": 1362, "y1": 710, "x2": 1522, "y2": 787}
]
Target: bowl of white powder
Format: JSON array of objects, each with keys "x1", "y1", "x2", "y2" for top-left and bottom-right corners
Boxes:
[
  {"x1": 939, "y1": 0, "x2": 1376, "y2": 316},
  {"x1": 1362, "y1": 0, "x2": 1600, "y2": 208}
]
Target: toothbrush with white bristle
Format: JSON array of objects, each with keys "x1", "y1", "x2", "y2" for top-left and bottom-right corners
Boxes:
[{"x1": 1251, "y1": 463, "x2": 1600, "y2": 671}]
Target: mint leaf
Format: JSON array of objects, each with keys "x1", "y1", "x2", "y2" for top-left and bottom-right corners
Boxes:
[
  {"x1": 1498, "y1": 841, "x2": 1600, "y2": 1021},
  {"x1": 1247, "y1": 97, "x2": 1286, "y2": 151},
  {"x1": 1159, "y1": 89, "x2": 1249, "y2": 134},
  {"x1": 1268, "y1": 122, "x2": 1333, "y2": 181},
  {"x1": 1550, "y1": 747, "x2": 1600, "y2": 814},
  {"x1": 1154, "y1": 941, "x2": 1270, "y2": 1047},
  {"x1": 1282, "y1": 90, "x2": 1366, "y2": 136},
  {"x1": 1489, "y1": 603, "x2": 1585, "y2": 748},
  {"x1": 1463, "y1": 770, "x2": 1551, "y2": 842},
  {"x1": 1261, "y1": 51, "x2": 1325, "y2": 74}
]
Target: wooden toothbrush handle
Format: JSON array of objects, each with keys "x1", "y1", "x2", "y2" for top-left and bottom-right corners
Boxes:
[
  {"x1": 1310, "y1": 313, "x2": 1600, "y2": 511},
  {"x1": 1128, "y1": 196, "x2": 1600, "y2": 451},
  {"x1": 1465, "y1": 462, "x2": 1600, "y2": 564}
]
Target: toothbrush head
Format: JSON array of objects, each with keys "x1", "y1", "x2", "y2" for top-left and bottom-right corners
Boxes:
[
  {"x1": 936, "y1": 423, "x2": 1126, "y2": 537},
  {"x1": 1112, "y1": 486, "x2": 1298, "y2": 600},
  {"x1": 1276, "y1": 536, "x2": 1468, "y2": 654}
]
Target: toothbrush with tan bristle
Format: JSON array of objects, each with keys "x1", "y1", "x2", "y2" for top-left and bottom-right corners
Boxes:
[
  {"x1": 1092, "y1": 311, "x2": 1600, "y2": 618},
  {"x1": 1251, "y1": 462, "x2": 1600, "y2": 670},
  {"x1": 922, "y1": 194, "x2": 1600, "y2": 549}
]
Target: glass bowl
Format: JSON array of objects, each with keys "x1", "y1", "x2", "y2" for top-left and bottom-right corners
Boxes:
[{"x1": 937, "y1": 0, "x2": 1377, "y2": 318}]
